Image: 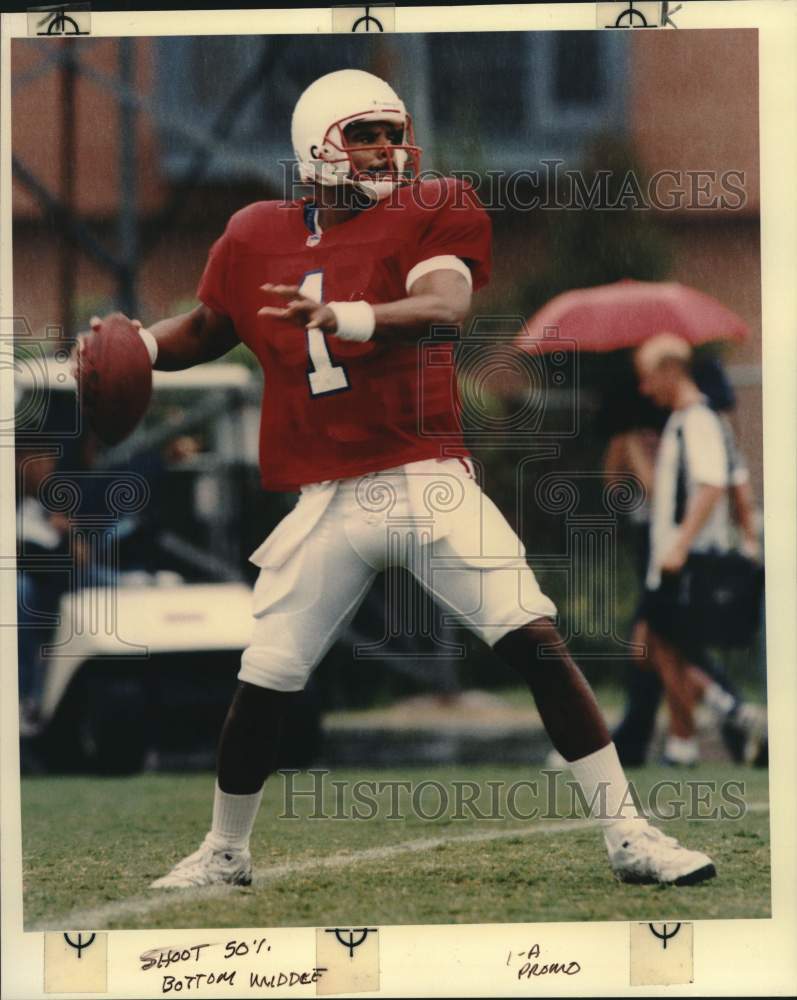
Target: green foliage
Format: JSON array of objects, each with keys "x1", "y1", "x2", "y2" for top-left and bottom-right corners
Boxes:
[
  {"x1": 67, "y1": 295, "x2": 115, "y2": 336},
  {"x1": 457, "y1": 135, "x2": 682, "y2": 672},
  {"x1": 519, "y1": 134, "x2": 673, "y2": 318}
]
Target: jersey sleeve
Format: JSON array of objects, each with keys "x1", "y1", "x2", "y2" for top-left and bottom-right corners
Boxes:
[
  {"x1": 197, "y1": 228, "x2": 234, "y2": 317},
  {"x1": 405, "y1": 180, "x2": 492, "y2": 291},
  {"x1": 684, "y1": 407, "x2": 729, "y2": 488}
]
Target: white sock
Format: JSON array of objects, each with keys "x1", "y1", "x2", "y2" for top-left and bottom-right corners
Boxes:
[
  {"x1": 701, "y1": 682, "x2": 736, "y2": 717},
  {"x1": 206, "y1": 782, "x2": 263, "y2": 852},
  {"x1": 566, "y1": 742, "x2": 646, "y2": 849}
]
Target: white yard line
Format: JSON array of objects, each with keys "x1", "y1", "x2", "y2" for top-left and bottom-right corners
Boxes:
[{"x1": 30, "y1": 802, "x2": 770, "y2": 931}]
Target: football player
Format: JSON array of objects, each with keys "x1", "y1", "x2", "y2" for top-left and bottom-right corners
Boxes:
[{"x1": 138, "y1": 69, "x2": 715, "y2": 888}]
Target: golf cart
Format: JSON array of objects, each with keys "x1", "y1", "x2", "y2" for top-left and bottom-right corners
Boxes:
[{"x1": 15, "y1": 357, "x2": 319, "y2": 774}]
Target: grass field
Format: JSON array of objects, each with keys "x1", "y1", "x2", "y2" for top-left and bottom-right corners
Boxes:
[{"x1": 21, "y1": 764, "x2": 770, "y2": 930}]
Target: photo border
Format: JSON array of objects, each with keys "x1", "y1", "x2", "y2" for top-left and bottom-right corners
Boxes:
[{"x1": 1, "y1": 3, "x2": 795, "y2": 996}]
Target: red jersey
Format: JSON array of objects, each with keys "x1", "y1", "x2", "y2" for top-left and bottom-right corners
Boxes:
[{"x1": 197, "y1": 177, "x2": 491, "y2": 491}]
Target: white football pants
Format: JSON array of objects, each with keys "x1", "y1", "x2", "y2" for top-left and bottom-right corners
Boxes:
[{"x1": 239, "y1": 458, "x2": 557, "y2": 692}]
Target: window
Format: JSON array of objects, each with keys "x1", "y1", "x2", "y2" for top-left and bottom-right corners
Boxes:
[
  {"x1": 154, "y1": 32, "x2": 627, "y2": 182},
  {"x1": 156, "y1": 35, "x2": 383, "y2": 184},
  {"x1": 428, "y1": 33, "x2": 531, "y2": 142},
  {"x1": 533, "y1": 32, "x2": 621, "y2": 133},
  {"x1": 553, "y1": 33, "x2": 602, "y2": 105},
  {"x1": 424, "y1": 31, "x2": 626, "y2": 168}
]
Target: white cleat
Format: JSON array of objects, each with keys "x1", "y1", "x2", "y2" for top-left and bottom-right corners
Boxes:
[
  {"x1": 661, "y1": 734, "x2": 700, "y2": 768},
  {"x1": 723, "y1": 702, "x2": 768, "y2": 765},
  {"x1": 150, "y1": 837, "x2": 252, "y2": 889},
  {"x1": 609, "y1": 823, "x2": 716, "y2": 886}
]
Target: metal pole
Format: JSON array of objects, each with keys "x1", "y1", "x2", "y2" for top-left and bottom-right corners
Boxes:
[
  {"x1": 141, "y1": 37, "x2": 275, "y2": 257},
  {"x1": 118, "y1": 37, "x2": 138, "y2": 318},
  {"x1": 59, "y1": 42, "x2": 77, "y2": 340}
]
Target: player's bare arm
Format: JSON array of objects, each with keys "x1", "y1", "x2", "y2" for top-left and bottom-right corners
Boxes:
[
  {"x1": 732, "y1": 479, "x2": 761, "y2": 558},
  {"x1": 77, "y1": 304, "x2": 238, "y2": 373},
  {"x1": 258, "y1": 269, "x2": 471, "y2": 341},
  {"x1": 147, "y1": 304, "x2": 239, "y2": 371},
  {"x1": 660, "y1": 483, "x2": 725, "y2": 573}
]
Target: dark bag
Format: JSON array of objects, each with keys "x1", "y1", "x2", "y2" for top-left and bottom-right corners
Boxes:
[
  {"x1": 675, "y1": 549, "x2": 765, "y2": 648},
  {"x1": 662, "y1": 413, "x2": 765, "y2": 649}
]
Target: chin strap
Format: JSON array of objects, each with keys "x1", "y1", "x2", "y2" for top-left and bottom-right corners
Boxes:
[{"x1": 353, "y1": 178, "x2": 402, "y2": 202}]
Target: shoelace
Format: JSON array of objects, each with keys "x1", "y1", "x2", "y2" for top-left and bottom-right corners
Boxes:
[
  {"x1": 168, "y1": 849, "x2": 239, "y2": 885},
  {"x1": 171, "y1": 845, "x2": 214, "y2": 871}
]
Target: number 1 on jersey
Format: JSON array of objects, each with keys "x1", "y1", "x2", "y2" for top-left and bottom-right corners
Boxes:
[{"x1": 301, "y1": 270, "x2": 349, "y2": 396}]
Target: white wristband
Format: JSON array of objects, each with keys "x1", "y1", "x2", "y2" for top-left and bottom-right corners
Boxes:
[
  {"x1": 328, "y1": 301, "x2": 375, "y2": 342},
  {"x1": 137, "y1": 326, "x2": 158, "y2": 366}
]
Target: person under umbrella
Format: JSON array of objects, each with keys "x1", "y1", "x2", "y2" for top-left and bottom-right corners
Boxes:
[
  {"x1": 606, "y1": 355, "x2": 762, "y2": 766},
  {"x1": 514, "y1": 280, "x2": 763, "y2": 767},
  {"x1": 631, "y1": 334, "x2": 764, "y2": 766}
]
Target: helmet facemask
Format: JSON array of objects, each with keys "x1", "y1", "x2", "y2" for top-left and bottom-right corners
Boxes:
[{"x1": 308, "y1": 112, "x2": 421, "y2": 201}]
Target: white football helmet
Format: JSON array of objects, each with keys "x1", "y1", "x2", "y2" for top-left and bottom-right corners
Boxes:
[{"x1": 291, "y1": 69, "x2": 421, "y2": 201}]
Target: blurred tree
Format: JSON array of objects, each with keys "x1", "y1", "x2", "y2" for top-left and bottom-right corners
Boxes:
[
  {"x1": 461, "y1": 136, "x2": 677, "y2": 681},
  {"x1": 520, "y1": 134, "x2": 673, "y2": 316}
]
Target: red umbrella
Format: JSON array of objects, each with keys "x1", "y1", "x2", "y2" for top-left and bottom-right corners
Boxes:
[{"x1": 515, "y1": 279, "x2": 749, "y2": 354}]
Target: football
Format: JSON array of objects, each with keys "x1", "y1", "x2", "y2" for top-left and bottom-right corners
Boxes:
[{"x1": 77, "y1": 312, "x2": 153, "y2": 446}]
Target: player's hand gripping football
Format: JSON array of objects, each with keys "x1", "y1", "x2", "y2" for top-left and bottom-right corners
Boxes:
[
  {"x1": 71, "y1": 314, "x2": 147, "y2": 371},
  {"x1": 71, "y1": 314, "x2": 146, "y2": 367},
  {"x1": 258, "y1": 283, "x2": 338, "y2": 333},
  {"x1": 72, "y1": 312, "x2": 154, "y2": 446}
]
